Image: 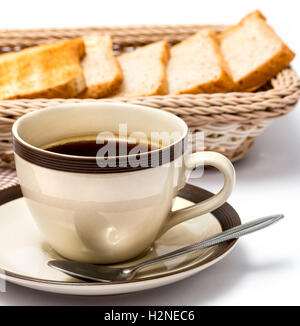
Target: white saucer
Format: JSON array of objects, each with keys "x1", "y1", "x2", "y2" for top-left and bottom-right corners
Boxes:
[{"x1": 0, "y1": 184, "x2": 240, "y2": 296}]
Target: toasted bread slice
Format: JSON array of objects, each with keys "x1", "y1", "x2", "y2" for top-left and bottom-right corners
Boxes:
[
  {"x1": 167, "y1": 29, "x2": 234, "y2": 95},
  {"x1": 220, "y1": 10, "x2": 295, "y2": 91},
  {"x1": 0, "y1": 38, "x2": 86, "y2": 99},
  {"x1": 79, "y1": 34, "x2": 123, "y2": 98},
  {"x1": 112, "y1": 40, "x2": 170, "y2": 97}
]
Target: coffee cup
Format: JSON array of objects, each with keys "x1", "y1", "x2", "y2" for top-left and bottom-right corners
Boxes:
[{"x1": 12, "y1": 103, "x2": 235, "y2": 264}]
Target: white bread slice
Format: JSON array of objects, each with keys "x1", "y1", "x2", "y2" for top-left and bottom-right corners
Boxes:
[
  {"x1": 0, "y1": 38, "x2": 86, "y2": 99},
  {"x1": 220, "y1": 10, "x2": 295, "y2": 91},
  {"x1": 112, "y1": 40, "x2": 170, "y2": 97},
  {"x1": 79, "y1": 34, "x2": 123, "y2": 98},
  {"x1": 167, "y1": 29, "x2": 234, "y2": 95}
]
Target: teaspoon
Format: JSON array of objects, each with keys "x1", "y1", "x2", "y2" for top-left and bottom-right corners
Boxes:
[{"x1": 48, "y1": 214, "x2": 283, "y2": 282}]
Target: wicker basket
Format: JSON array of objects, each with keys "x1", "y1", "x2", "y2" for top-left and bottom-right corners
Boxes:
[{"x1": 0, "y1": 25, "x2": 299, "y2": 168}]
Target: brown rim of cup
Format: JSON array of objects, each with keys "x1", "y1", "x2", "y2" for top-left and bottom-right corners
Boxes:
[{"x1": 13, "y1": 134, "x2": 188, "y2": 173}]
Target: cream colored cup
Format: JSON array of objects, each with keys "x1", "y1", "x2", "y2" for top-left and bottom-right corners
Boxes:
[{"x1": 12, "y1": 103, "x2": 235, "y2": 264}]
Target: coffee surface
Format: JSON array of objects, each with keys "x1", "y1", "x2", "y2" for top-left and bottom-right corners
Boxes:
[{"x1": 45, "y1": 138, "x2": 158, "y2": 157}]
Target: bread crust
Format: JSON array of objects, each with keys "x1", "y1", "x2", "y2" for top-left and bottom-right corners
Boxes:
[
  {"x1": 112, "y1": 40, "x2": 170, "y2": 97},
  {"x1": 233, "y1": 44, "x2": 294, "y2": 92},
  {"x1": 168, "y1": 29, "x2": 234, "y2": 95},
  {"x1": 149, "y1": 40, "x2": 170, "y2": 95},
  {"x1": 220, "y1": 10, "x2": 295, "y2": 91},
  {"x1": 79, "y1": 34, "x2": 123, "y2": 98},
  {"x1": 0, "y1": 38, "x2": 86, "y2": 99}
]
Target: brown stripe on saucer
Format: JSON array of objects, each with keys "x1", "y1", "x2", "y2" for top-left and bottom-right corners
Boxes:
[
  {"x1": 0, "y1": 183, "x2": 241, "y2": 287},
  {"x1": 13, "y1": 135, "x2": 188, "y2": 173}
]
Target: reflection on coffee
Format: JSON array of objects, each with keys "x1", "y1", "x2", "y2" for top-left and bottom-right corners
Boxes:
[{"x1": 44, "y1": 138, "x2": 159, "y2": 157}]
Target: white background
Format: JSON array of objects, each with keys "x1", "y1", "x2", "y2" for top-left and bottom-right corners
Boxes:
[{"x1": 0, "y1": 0, "x2": 299, "y2": 306}]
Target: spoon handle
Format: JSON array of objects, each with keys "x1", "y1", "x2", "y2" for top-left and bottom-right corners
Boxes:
[{"x1": 131, "y1": 214, "x2": 283, "y2": 272}]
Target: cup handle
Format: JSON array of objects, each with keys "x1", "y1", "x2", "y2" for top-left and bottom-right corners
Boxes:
[{"x1": 158, "y1": 151, "x2": 235, "y2": 237}]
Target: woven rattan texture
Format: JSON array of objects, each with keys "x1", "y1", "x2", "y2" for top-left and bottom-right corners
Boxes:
[{"x1": 0, "y1": 25, "x2": 299, "y2": 168}]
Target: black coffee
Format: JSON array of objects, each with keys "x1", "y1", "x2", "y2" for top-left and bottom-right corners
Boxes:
[{"x1": 45, "y1": 138, "x2": 158, "y2": 157}]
